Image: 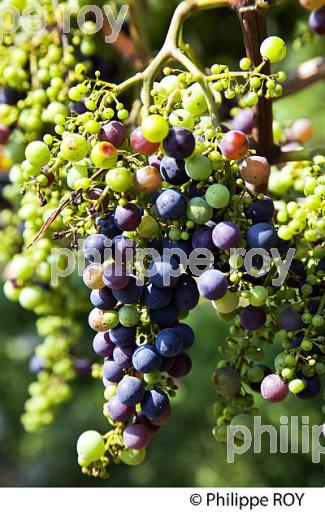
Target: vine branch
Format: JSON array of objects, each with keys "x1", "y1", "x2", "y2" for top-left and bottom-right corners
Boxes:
[{"x1": 281, "y1": 56, "x2": 325, "y2": 98}]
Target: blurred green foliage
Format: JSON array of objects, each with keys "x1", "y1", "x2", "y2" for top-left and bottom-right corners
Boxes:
[{"x1": 0, "y1": 0, "x2": 324, "y2": 487}]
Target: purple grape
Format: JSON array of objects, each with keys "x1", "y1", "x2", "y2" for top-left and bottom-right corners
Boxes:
[
  {"x1": 246, "y1": 197, "x2": 275, "y2": 224},
  {"x1": 103, "y1": 263, "x2": 130, "y2": 290},
  {"x1": 70, "y1": 100, "x2": 86, "y2": 114},
  {"x1": 83, "y1": 233, "x2": 108, "y2": 263},
  {"x1": 156, "y1": 327, "x2": 184, "y2": 358},
  {"x1": 309, "y1": 7, "x2": 325, "y2": 35},
  {"x1": 150, "y1": 406, "x2": 172, "y2": 426},
  {"x1": 191, "y1": 227, "x2": 215, "y2": 250},
  {"x1": 156, "y1": 189, "x2": 186, "y2": 220},
  {"x1": 112, "y1": 275, "x2": 144, "y2": 304},
  {"x1": 173, "y1": 323, "x2": 195, "y2": 349},
  {"x1": 231, "y1": 109, "x2": 254, "y2": 134},
  {"x1": 149, "y1": 154, "x2": 161, "y2": 170},
  {"x1": 114, "y1": 203, "x2": 142, "y2": 231},
  {"x1": 198, "y1": 269, "x2": 228, "y2": 300},
  {"x1": 96, "y1": 215, "x2": 120, "y2": 238},
  {"x1": 247, "y1": 223, "x2": 277, "y2": 251},
  {"x1": 123, "y1": 424, "x2": 152, "y2": 449},
  {"x1": 74, "y1": 358, "x2": 92, "y2": 378},
  {"x1": 261, "y1": 374, "x2": 288, "y2": 402},
  {"x1": 168, "y1": 352, "x2": 192, "y2": 378},
  {"x1": 240, "y1": 305, "x2": 266, "y2": 330},
  {"x1": 116, "y1": 376, "x2": 145, "y2": 406},
  {"x1": 0, "y1": 87, "x2": 24, "y2": 105},
  {"x1": 112, "y1": 235, "x2": 136, "y2": 261},
  {"x1": 148, "y1": 255, "x2": 181, "y2": 288},
  {"x1": 142, "y1": 388, "x2": 170, "y2": 420},
  {"x1": 113, "y1": 345, "x2": 135, "y2": 368},
  {"x1": 212, "y1": 367, "x2": 241, "y2": 396},
  {"x1": 93, "y1": 332, "x2": 115, "y2": 357},
  {"x1": 136, "y1": 411, "x2": 160, "y2": 434},
  {"x1": 163, "y1": 127, "x2": 195, "y2": 159},
  {"x1": 90, "y1": 287, "x2": 117, "y2": 310},
  {"x1": 149, "y1": 303, "x2": 179, "y2": 327},
  {"x1": 172, "y1": 274, "x2": 199, "y2": 311},
  {"x1": 160, "y1": 156, "x2": 188, "y2": 185},
  {"x1": 212, "y1": 221, "x2": 242, "y2": 249},
  {"x1": 103, "y1": 360, "x2": 124, "y2": 382},
  {"x1": 160, "y1": 356, "x2": 176, "y2": 372},
  {"x1": 99, "y1": 120, "x2": 127, "y2": 147},
  {"x1": 279, "y1": 307, "x2": 304, "y2": 331},
  {"x1": 107, "y1": 396, "x2": 134, "y2": 422},
  {"x1": 109, "y1": 325, "x2": 136, "y2": 347},
  {"x1": 188, "y1": 182, "x2": 205, "y2": 198},
  {"x1": 132, "y1": 344, "x2": 162, "y2": 372},
  {"x1": 143, "y1": 283, "x2": 173, "y2": 310}
]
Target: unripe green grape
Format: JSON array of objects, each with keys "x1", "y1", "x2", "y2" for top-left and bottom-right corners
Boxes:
[
  {"x1": 182, "y1": 82, "x2": 208, "y2": 116},
  {"x1": 118, "y1": 306, "x2": 139, "y2": 327},
  {"x1": 260, "y1": 37, "x2": 286, "y2": 63},
  {"x1": 77, "y1": 430, "x2": 105, "y2": 466},
  {"x1": 230, "y1": 414, "x2": 254, "y2": 438},
  {"x1": 312, "y1": 315, "x2": 324, "y2": 328},
  {"x1": 3, "y1": 281, "x2": 20, "y2": 301},
  {"x1": 102, "y1": 311, "x2": 119, "y2": 329},
  {"x1": 106, "y1": 167, "x2": 133, "y2": 193},
  {"x1": 143, "y1": 371, "x2": 161, "y2": 384},
  {"x1": 247, "y1": 366, "x2": 264, "y2": 383},
  {"x1": 25, "y1": 141, "x2": 50, "y2": 167},
  {"x1": 11, "y1": 255, "x2": 34, "y2": 281},
  {"x1": 301, "y1": 339, "x2": 313, "y2": 351},
  {"x1": 168, "y1": 109, "x2": 194, "y2": 130},
  {"x1": 239, "y1": 57, "x2": 251, "y2": 70},
  {"x1": 185, "y1": 154, "x2": 212, "y2": 180},
  {"x1": 206, "y1": 184, "x2": 230, "y2": 209},
  {"x1": 281, "y1": 368, "x2": 294, "y2": 379},
  {"x1": 19, "y1": 286, "x2": 43, "y2": 310},
  {"x1": 137, "y1": 215, "x2": 159, "y2": 238},
  {"x1": 160, "y1": 74, "x2": 179, "y2": 94},
  {"x1": 186, "y1": 197, "x2": 213, "y2": 224},
  {"x1": 249, "y1": 286, "x2": 268, "y2": 307},
  {"x1": 212, "y1": 291, "x2": 239, "y2": 313},
  {"x1": 120, "y1": 449, "x2": 146, "y2": 466},
  {"x1": 61, "y1": 133, "x2": 89, "y2": 162},
  {"x1": 243, "y1": 92, "x2": 258, "y2": 107},
  {"x1": 141, "y1": 115, "x2": 169, "y2": 143},
  {"x1": 229, "y1": 254, "x2": 244, "y2": 269},
  {"x1": 288, "y1": 379, "x2": 305, "y2": 394},
  {"x1": 104, "y1": 384, "x2": 117, "y2": 400}
]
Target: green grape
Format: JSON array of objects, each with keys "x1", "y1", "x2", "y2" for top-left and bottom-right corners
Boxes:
[
  {"x1": 182, "y1": 82, "x2": 208, "y2": 116},
  {"x1": 185, "y1": 155, "x2": 213, "y2": 180},
  {"x1": 120, "y1": 449, "x2": 146, "y2": 466},
  {"x1": 118, "y1": 306, "x2": 139, "y2": 327},
  {"x1": 206, "y1": 184, "x2": 230, "y2": 208},
  {"x1": 288, "y1": 379, "x2": 305, "y2": 394},
  {"x1": 141, "y1": 115, "x2": 169, "y2": 143},
  {"x1": 106, "y1": 167, "x2": 133, "y2": 193},
  {"x1": 260, "y1": 36, "x2": 286, "y2": 63},
  {"x1": 186, "y1": 197, "x2": 213, "y2": 224},
  {"x1": 19, "y1": 286, "x2": 44, "y2": 310},
  {"x1": 25, "y1": 141, "x2": 51, "y2": 167},
  {"x1": 212, "y1": 291, "x2": 239, "y2": 313},
  {"x1": 60, "y1": 133, "x2": 89, "y2": 162},
  {"x1": 77, "y1": 431, "x2": 105, "y2": 466},
  {"x1": 102, "y1": 311, "x2": 119, "y2": 329},
  {"x1": 138, "y1": 215, "x2": 159, "y2": 238},
  {"x1": 169, "y1": 109, "x2": 194, "y2": 129}
]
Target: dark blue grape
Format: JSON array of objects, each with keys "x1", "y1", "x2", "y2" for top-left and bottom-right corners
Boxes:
[
  {"x1": 132, "y1": 344, "x2": 162, "y2": 372},
  {"x1": 74, "y1": 358, "x2": 92, "y2": 378},
  {"x1": 191, "y1": 227, "x2": 215, "y2": 250},
  {"x1": 173, "y1": 323, "x2": 195, "y2": 349},
  {"x1": 279, "y1": 308, "x2": 304, "y2": 331},
  {"x1": 90, "y1": 287, "x2": 117, "y2": 310},
  {"x1": 198, "y1": 269, "x2": 228, "y2": 300},
  {"x1": 156, "y1": 327, "x2": 184, "y2": 357},
  {"x1": 246, "y1": 197, "x2": 275, "y2": 224},
  {"x1": 148, "y1": 255, "x2": 180, "y2": 288},
  {"x1": 163, "y1": 127, "x2": 195, "y2": 159},
  {"x1": 116, "y1": 376, "x2": 145, "y2": 406},
  {"x1": 172, "y1": 274, "x2": 199, "y2": 311},
  {"x1": 96, "y1": 215, "x2": 120, "y2": 238},
  {"x1": 160, "y1": 156, "x2": 188, "y2": 185},
  {"x1": 149, "y1": 303, "x2": 179, "y2": 327},
  {"x1": 212, "y1": 221, "x2": 242, "y2": 249},
  {"x1": 112, "y1": 235, "x2": 136, "y2": 261},
  {"x1": 160, "y1": 357, "x2": 175, "y2": 372},
  {"x1": 83, "y1": 233, "x2": 108, "y2": 263},
  {"x1": 188, "y1": 182, "x2": 205, "y2": 198},
  {"x1": 103, "y1": 263, "x2": 129, "y2": 290},
  {"x1": 297, "y1": 376, "x2": 321, "y2": 399},
  {"x1": 93, "y1": 332, "x2": 115, "y2": 357},
  {"x1": 156, "y1": 189, "x2": 186, "y2": 220},
  {"x1": 107, "y1": 396, "x2": 134, "y2": 422},
  {"x1": 240, "y1": 305, "x2": 266, "y2": 330},
  {"x1": 103, "y1": 360, "x2": 124, "y2": 382},
  {"x1": 142, "y1": 388, "x2": 170, "y2": 420},
  {"x1": 231, "y1": 109, "x2": 254, "y2": 134},
  {"x1": 149, "y1": 154, "x2": 161, "y2": 170},
  {"x1": 143, "y1": 283, "x2": 173, "y2": 310},
  {"x1": 109, "y1": 325, "x2": 136, "y2": 347},
  {"x1": 247, "y1": 223, "x2": 277, "y2": 251},
  {"x1": 113, "y1": 345, "x2": 135, "y2": 368},
  {"x1": 0, "y1": 87, "x2": 24, "y2": 105},
  {"x1": 112, "y1": 275, "x2": 144, "y2": 304}
]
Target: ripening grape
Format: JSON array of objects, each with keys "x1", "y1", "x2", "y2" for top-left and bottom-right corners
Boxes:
[
  {"x1": 261, "y1": 374, "x2": 288, "y2": 402},
  {"x1": 309, "y1": 7, "x2": 325, "y2": 34},
  {"x1": 91, "y1": 141, "x2": 118, "y2": 169},
  {"x1": 134, "y1": 166, "x2": 162, "y2": 193},
  {"x1": 130, "y1": 127, "x2": 160, "y2": 155},
  {"x1": 240, "y1": 156, "x2": 270, "y2": 185},
  {"x1": 290, "y1": 118, "x2": 313, "y2": 143},
  {"x1": 83, "y1": 264, "x2": 105, "y2": 289},
  {"x1": 212, "y1": 367, "x2": 241, "y2": 396},
  {"x1": 219, "y1": 130, "x2": 249, "y2": 160}
]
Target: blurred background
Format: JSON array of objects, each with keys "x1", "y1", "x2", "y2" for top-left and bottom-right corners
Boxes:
[{"x1": 0, "y1": 0, "x2": 324, "y2": 487}]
